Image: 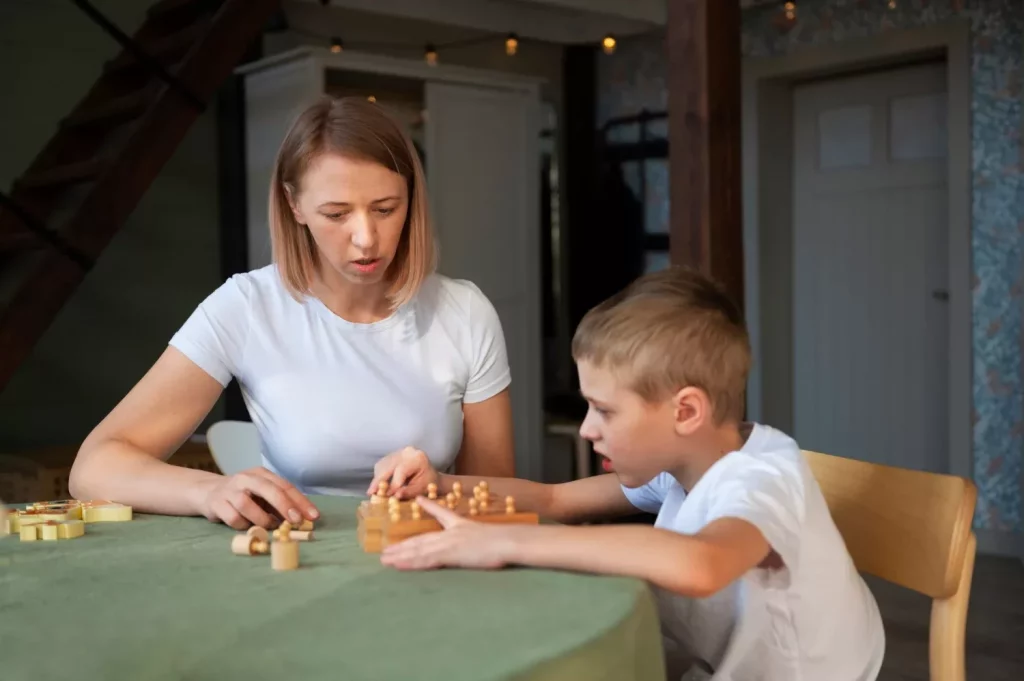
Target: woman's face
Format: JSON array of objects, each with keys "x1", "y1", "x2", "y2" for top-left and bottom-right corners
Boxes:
[{"x1": 289, "y1": 153, "x2": 409, "y2": 288}]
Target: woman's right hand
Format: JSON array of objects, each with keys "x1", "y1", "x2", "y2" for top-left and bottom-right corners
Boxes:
[
  {"x1": 367, "y1": 447, "x2": 439, "y2": 500},
  {"x1": 195, "y1": 467, "x2": 319, "y2": 531}
]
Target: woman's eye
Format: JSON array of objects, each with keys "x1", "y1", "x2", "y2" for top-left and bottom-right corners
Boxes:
[
  {"x1": 323, "y1": 212, "x2": 347, "y2": 220},
  {"x1": 374, "y1": 207, "x2": 395, "y2": 217}
]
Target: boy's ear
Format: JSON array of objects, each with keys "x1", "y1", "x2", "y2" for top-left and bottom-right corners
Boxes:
[{"x1": 672, "y1": 386, "x2": 711, "y2": 435}]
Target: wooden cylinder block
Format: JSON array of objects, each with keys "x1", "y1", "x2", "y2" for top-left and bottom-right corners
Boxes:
[{"x1": 271, "y1": 539, "x2": 300, "y2": 571}]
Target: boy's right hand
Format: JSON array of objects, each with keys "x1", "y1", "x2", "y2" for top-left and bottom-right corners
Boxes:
[{"x1": 367, "y1": 446, "x2": 439, "y2": 500}]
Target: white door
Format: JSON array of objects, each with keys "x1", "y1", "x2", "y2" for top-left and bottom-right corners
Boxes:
[
  {"x1": 425, "y1": 81, "x2": 544, "y2": 481},
  {"x1": 792, "y1": 62, "x2": 949, "y2": 472}
]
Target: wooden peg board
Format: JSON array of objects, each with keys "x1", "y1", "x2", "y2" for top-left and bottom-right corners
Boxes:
[{"x1": 357, "y1": 489, "x2": 538, "y2": 553}]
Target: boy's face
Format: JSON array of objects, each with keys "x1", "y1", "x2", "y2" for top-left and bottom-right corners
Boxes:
[{"x1": 576, "y1": 360, "x2": 683, "y2": 487}]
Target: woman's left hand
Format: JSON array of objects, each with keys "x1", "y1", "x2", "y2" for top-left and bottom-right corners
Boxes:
[
  {"x1": 367, "y1": 447, "x2": 439, "y2": 499},
  {"x1": 380, "y1": 497, "x2": 516, "y2": 570}
]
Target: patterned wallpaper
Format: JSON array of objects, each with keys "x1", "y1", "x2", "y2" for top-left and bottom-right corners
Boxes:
[{"x1": 597, "y1": 0, "x2": 1024, "y2": 533}]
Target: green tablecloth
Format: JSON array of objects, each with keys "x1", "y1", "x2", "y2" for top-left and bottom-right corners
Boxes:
[{"x1": 0, "y1": 496, "x2": 666, "y2": 681}]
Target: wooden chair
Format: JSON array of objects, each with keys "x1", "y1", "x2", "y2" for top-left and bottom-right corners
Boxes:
[{"x1": 803, "y1": 450, "x2": 978, "y2": 681}]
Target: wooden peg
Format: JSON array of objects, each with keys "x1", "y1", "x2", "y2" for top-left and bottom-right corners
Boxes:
[
  {"x1": 452, "y1": 481, "x2": 462, "y2": 499},
  {"x1": 411, "y1": 502, "x2": 421, "y2": 520},
  {"x1": 427, "y1": 483, "x2": 438, "y2": 500},
  {"x1": 469, "y1": 498, "x2": 479, "y2": 517},
  {"x1": 274, "y1": 529, "x2": 313, "y2": 542},
  {"x1": 505, "y1": 496, "x2": 516, "y2": 514},
  {"x1": 232, "y1": 526, "x2": 270, "y2": 555},
  {"x1": 445, "y1": 492, "x2": 456, "y2": 509}
]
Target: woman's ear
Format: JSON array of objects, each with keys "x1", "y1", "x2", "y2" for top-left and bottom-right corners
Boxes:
[
  {"x1": 672, "y1": 386, "x2": 712, "y2": 436},
  {"x1": 284, "y1": 183, "x2": 304, "y2": 224}
]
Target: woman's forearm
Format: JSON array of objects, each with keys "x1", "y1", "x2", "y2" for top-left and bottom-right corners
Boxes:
[{"x1": 69, "y1": 439, "x2": 220, "y2": 516}]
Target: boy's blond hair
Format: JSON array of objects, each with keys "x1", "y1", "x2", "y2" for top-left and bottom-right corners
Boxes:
[
  {"x1": 268, "y1": 96, "x2": 436, "y2": 310},
  {"x1": 572, "y1": 267, "x2": 750, "y2": 424}
]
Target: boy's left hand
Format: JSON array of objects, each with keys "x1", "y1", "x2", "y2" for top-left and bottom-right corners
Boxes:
[{"x1": 380, "y1": 497, "x2": 516, "y2": 570}]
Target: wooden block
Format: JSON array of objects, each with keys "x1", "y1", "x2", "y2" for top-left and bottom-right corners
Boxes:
[
  {"x1": 40, "y1": 521, "x2": 60, "y2": 541},
  {"x1": 57, "y1": 519, "x2": 85, "y2": 539},
  {"x1": 20, "y1": 524, "x2": 39, "y2": 541},
  {"x1": 296, "y1": 519, "x2": 314, "y2": 532},
  {"x1": 81, "y1": 502, "x2": 132, "y2": 523},
  {"x1": 271, "y1": 532, "x2": 300, "y2": 571}
]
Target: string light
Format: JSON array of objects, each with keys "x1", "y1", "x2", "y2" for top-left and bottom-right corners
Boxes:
[
  {"x1": 601, "y1": 34, "x2": 616, "y2": 55},
  {"x1": 784, "y1": 2, "x2": 797, "y2": 21},
  {"x1": 367, "y1": 95, "x2": 376, "y2": 103},
  {"x1": 505, "y1": 33, "x2": 519, "y2": 56},
  {"x1": 425, "y1": 43, "x2": 438, "y2": 66},
  {"x1": 330, "y1": 36, "x2": 343, "y2": 54},
  {"x1": 887, "y1": 0, "x2": 897, "y2": 8}
]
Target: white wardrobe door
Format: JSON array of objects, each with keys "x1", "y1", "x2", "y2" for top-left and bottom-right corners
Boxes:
[{"x1": 425, "y1": 81, "x2": 544, "y2": 480}]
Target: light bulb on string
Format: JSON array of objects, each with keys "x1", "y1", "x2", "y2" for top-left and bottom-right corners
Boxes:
[
  {"x1": 330, "y1": 36, "x2": 343, "y2": 54},
  {"x1": 601, "y1": 34, "x2": 616, "y2": 55},
  {"x1": 367, "y1": 95, "x2": 376, "y2": 103},
  {"x1": 887, "y1": 0, "x2": 897, "y2": 8},
  {"x1": 506, "y1": 33, "x2": 519, "y2": 56},
  {"x1": 784, "y1": 2, "x2": 797, "y2": 21},
  {"x1": 425, "y1": 43, "x2": 438, "y2": 66}
]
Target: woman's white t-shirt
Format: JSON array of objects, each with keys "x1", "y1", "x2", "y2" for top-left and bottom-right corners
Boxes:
[{"x1": 169, "y1": 266, "x2": 511, "y2": 496}]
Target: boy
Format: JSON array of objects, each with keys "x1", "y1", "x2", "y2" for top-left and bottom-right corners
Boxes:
[{"x1": 372, "y1": 267, "x2": 884, "y2": 681}]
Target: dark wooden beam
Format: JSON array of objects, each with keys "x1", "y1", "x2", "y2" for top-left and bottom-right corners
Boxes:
[{"x1": 667, "y1": 0, "x2": 744, "y2": 308}]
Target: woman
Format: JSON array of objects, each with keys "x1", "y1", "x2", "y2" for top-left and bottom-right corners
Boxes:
[{"x1": 69, "y1": 97, "x2": 515, "y2": 530}]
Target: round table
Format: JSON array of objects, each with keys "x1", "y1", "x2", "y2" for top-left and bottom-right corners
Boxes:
[{"x1": 0, "y1": 495, "x2": 666, "y2": 681}]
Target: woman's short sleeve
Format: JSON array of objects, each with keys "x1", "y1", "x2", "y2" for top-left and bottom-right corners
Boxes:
[
  {"x1": 168, "y1": 275, "x2": 251, "y2": 387},
  {"x1": 463, "y1": 282, "x2": 512, "y2": 404}
]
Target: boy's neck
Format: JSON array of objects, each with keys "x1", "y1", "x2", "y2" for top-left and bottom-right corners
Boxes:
[{"x1": 668, "y1": 421, "x2": 750, "y2": 492}]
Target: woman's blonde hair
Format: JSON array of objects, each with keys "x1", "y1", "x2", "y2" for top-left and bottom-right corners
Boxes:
[{"x1": 268, "y1": 96, "x2": 436, "y2": 309}]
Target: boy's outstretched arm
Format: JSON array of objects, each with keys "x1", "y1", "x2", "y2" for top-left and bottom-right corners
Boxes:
[
  {"x1": 381, "y1": 498, "x2": 775, "y2": 599},
  {"x1": 367, "y1": 447, "x2": 637, "y2": 524}
]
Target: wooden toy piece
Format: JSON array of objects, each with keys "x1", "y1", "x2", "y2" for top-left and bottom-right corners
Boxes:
[
  {"x1": 271, "y1": 522, "x2": 300, "y2": 571},
  {"x1": 445, "y1": 492, "x2": 456, "y2": 510},
  {"x1": 427, "y1": 483, "x2": 438, "y2": 500},
  {"x1": 451, "y1": 481, "x2": 462, "y2": 500},
  {"x1": 231, "y1": 526, "x2": 270, "y2": 556},
  {"x1": 296, "y1": 519, "x2": 314, "y2": 532},
  {"x1": 24, "y1": 500, "x2": 84, "y2": 522},
  {"x1": 356, "y1": 490, "x2": 539, "y2": 553},
  {"x1": 57, "y1": 520, "x2": 85, "y2": 539},
  {"x1": 17, "y1": 519, "x2": 84, "y2": 542},
  {"x1": 81, "y1": 502, "x2": 132, "y2": 523},
  {"x1": 274, "y1": 529, "x2": 313, "y2": 541},
  {"x1": 505, "y1": 496, "x2": 516, "y2": 514},
  {"x1": 40, "y1": 521, "x2": 60, "y2": 541},
  {"x1": 20, "y1": 525, "x2": 39, "y2": 542}
]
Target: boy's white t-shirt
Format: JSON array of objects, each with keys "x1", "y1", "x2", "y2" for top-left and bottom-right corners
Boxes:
[
  {"x1": 169, "y1": 265, "x2": 511, "y2": 496},
  {"x1": 622, "y1": 423, "x2": 885, "y2": 681}
]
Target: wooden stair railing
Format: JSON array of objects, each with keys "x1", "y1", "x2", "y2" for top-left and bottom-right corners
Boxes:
[{"x1": 0, "y1": 0, "x2": 281, "y2": 395}]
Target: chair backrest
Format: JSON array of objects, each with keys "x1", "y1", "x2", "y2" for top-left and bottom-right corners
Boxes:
[
  {"x1": 206, "y1": 420, "x2": 263, "y2": 477},
  {"x1": 803, "y1": 450, "x2": 976, "y2": 599}
]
